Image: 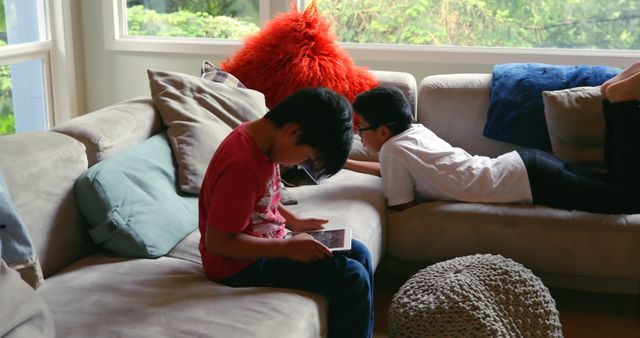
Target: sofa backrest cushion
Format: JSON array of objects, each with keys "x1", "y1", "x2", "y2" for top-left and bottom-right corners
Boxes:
[
  {"x1": 0, "y1": 131, "x2": 91, "y2": 278},
  {"x1": 346, "y1": 70, "x2": 418, "y2": 162},
  {"x1": 371, "y1": 70, "x2": 418, "y2": 119},
  {"x1": 53, "y1": 97, "x2": 163, "y2": 166},
  {"x1": 75, "y1": 133, "x2": 197, "y2": 258},
  {"x1": 419, "y1": 74, "x2": 528, "y2": 157}
]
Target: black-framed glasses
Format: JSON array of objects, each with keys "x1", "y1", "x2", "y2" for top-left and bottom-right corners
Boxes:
[{"x1": 357, "y1": 122, "x2": 397, "y2": 138}]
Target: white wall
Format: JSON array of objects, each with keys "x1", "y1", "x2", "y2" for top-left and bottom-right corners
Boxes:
[{"x1": 78, "y1": 1, "x2": 637, "y2": 114}]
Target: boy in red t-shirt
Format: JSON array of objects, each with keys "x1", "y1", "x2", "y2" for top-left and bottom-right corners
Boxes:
[{"x1": 198, "y1": 87, "x2": 373, "y2": 338}]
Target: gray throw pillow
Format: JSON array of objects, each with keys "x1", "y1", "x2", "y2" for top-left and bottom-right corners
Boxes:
[
  {"x1": 201, "y1": 60, "x2": 246, "y2": 88},
  {"x1": 148, "y1": 69, "x2": 268, "y2": 194},
  {"x1": 542, "y1": 86, "x2": 605, "y2": 166}
]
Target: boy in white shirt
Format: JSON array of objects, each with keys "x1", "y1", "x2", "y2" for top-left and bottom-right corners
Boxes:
[{"x1": 346, "y1": 80, "x2": 640, "y2": 214}]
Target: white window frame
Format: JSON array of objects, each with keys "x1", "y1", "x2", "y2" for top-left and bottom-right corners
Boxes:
[
  {"x1": 104, "y1": 0, "x2": 640, "y2": 67},
  {"x1": 0, "y1": 0, "x2": 80, "y2": 129}
]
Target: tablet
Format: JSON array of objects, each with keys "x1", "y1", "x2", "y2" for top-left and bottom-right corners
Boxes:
[
  {"x1": 291, "y1": 227, "x2": 352, "y2": 251},
  {"x1": 281, "y1": 160, "x2": 320, "y2": 186},
  {"x1": 298, "y1": 160, "x2": 321, "y2": 184}
]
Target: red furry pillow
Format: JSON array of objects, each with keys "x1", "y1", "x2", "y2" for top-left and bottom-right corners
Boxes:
[{"x1": 221, "y1": 2, "x2": 378, "y2": 109}]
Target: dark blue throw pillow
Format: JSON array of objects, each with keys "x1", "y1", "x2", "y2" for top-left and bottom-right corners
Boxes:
[{"x1": 483, "y1": 63, "x2": 621, "y2": 151}]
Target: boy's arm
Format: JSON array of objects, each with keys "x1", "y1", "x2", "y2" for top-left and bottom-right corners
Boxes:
[
  {"x1": 206, "y1": 227, "x2": 332, "y2": 263},
  {"x1": 344, "y1": 159, "x2": 381, "y2": 176},
  {"x1": 203, "y1": 164, "x2": 331, "y2": 263},
  {"x1": 381, "y1": 151, "x2": 417, "y2": 211},
  {"x1": 278, "y1": 204, "x2": 328, "y2": 232}
]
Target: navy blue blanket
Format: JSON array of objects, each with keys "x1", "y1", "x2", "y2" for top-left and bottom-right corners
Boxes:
[{"x1": 483, "y1": 63, "x2": 620, "y2": 151}]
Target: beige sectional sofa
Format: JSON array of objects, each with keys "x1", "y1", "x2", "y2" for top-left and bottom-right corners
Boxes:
[{"x1": 1, "y1": 70, "x2": 638, "y2": 337}]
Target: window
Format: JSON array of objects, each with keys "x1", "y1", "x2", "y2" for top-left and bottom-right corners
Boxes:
[
  {"x1": 125, "y1": 0, "x2": 260, "y2": 40},
  {"x1": 0, "y1": 59, "x2": 48, "y2": 135},
  {"x1": 106, "y1": 0, "x2": 640, "y2": 66},
  {"x1": 312, "y1": 0, "x2": 640, "y2": 50},
  {"x1": 1, "y1": 0, "x2": 48, "y2": 46},
  {"x1": 0, "y1": 0, "x2": 50, "y2": 136},
  {"x1": 106, "y1": 0, "x2": 297, "y2": 54}
]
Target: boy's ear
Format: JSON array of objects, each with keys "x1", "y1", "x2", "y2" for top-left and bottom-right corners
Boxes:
[
  {"x1": 378, "y1": 125, "x2": 392, "y2": 141},
  {"x1": 283, "y1": 123, "x2": 303, "y2": 137}
]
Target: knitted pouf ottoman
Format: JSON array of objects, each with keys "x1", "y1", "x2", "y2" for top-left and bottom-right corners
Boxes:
[{"x1": 389, "y1": 254, "x2": 563, "y2": 338}]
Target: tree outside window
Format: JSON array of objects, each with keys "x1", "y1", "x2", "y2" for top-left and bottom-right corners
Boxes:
[
  {"x1": 0, "y1": 0, "x2": 12, "y2": 136},
  {"x1": 125, "y1": 0, "x2": 640, "y2": 51},
  {"x1": 125, "y1": 0, "x2": 260, "y2": 39}
]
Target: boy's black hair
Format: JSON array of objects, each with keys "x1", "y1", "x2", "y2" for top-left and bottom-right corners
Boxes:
[
  {"x1": 353, "y1": 86, "x2": 412, "y2": 136},
  {"x1": 264, "y1": 87, "x2": 353, "y2": 178}
]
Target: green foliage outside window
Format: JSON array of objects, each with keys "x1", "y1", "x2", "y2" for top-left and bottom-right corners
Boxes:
[
  {"x1": 128, "y1": 0, "x2": 640, "y2": 50},
  {"x1": 0, "y1": 0, "x2": 13, "y2": 136},
  {"x1": 127, "y1": 0, "x2": 259, "y2": 25},
  {"x1": 127, "y1": 5, "x2": 259, "y2": 39},
  {"x1": 0, "y1": 44, "x2": 14, "y2": 136},
  {"x1": 315, "y1": 0, "x2": 640, "y2": 49}
]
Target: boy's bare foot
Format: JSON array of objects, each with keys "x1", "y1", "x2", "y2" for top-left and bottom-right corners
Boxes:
[
  {"x1": 605, "y1": 72, "x2": 640, "y2": 103},
  {"x1": 601, "y1": 60, "x2": 640, "y2": 99}
]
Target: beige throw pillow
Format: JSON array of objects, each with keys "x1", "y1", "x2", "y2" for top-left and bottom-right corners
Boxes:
[
  {"x1": 542, "y1": 86, "x2": 605, "y2": 166},
  {"x1": 148, "y1": 69, "x2": 268, "y2": 194}
]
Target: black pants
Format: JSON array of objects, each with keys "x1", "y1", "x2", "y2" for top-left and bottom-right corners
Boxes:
[{"x1": 518, "y1": 100, "x2": 640, "y2": 214}]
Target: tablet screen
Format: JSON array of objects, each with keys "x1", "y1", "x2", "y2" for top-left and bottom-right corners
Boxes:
[{"x1": 299, "y1": 228, "x2": 352, "y2": 251}]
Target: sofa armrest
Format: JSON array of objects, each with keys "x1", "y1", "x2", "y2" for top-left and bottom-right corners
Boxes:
[
  {"x1": 53, "y1": 97, "x2": 163, "y2": 166},
  {"x1": 0, "y1": 132, "x2": 91, "y2": 277},
  {"x1": 371, "y1": 70, "x2": 417, "y2": 119},
  {"x1": 418, "y1": 73, "x2": 526, "y2": 157}
]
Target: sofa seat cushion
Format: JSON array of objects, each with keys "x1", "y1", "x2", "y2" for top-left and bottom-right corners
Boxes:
[
  {"x1": 37, "y1": 255, "x2": 327, "y2": 338},
  {"x1": 168, "y1": 169, "x2": 386, "y2": 271},
  {"x1": 386, "y1": 202, "x2": 640, "y2": 283},
  {"x1": 286, "y1": 169, "x2": 386, "y2": 269}
]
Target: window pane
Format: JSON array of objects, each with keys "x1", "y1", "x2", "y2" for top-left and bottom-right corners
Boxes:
[
  {"x1": 315, "y1": 0, "x2": 640, "y2": 50},
  {"x1": 125, "y1": 0, "x2": 260, "y2": 39},
  {"x1": 0, "y1": 58, "x2": 48, "y2": 136},
  {"x1": 0, "y1": 0, "x2": 48, "y2": 47},
  {"x1": 0, "y1": 64, "x2": 14, "y2": 135}
]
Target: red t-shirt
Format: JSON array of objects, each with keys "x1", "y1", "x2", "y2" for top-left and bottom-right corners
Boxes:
[{"x1": 198, "y1": 123, "x2": 286, "y2": 280}]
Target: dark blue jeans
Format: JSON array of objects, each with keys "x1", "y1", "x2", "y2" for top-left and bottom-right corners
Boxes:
[
  {"x1": 517, "y1": 149, "x2": 634, "y2": 213},
  {"x1": 220, "y1": 239, "x2": 374, "y2": 338},
  {"x1": 517, "y1": 99, "x2": 640, "y2": 214}
]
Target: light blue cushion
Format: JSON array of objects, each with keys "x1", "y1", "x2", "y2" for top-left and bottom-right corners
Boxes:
[{"x1": 75, "y1": 133, "x2": 197, "y2": 258}]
